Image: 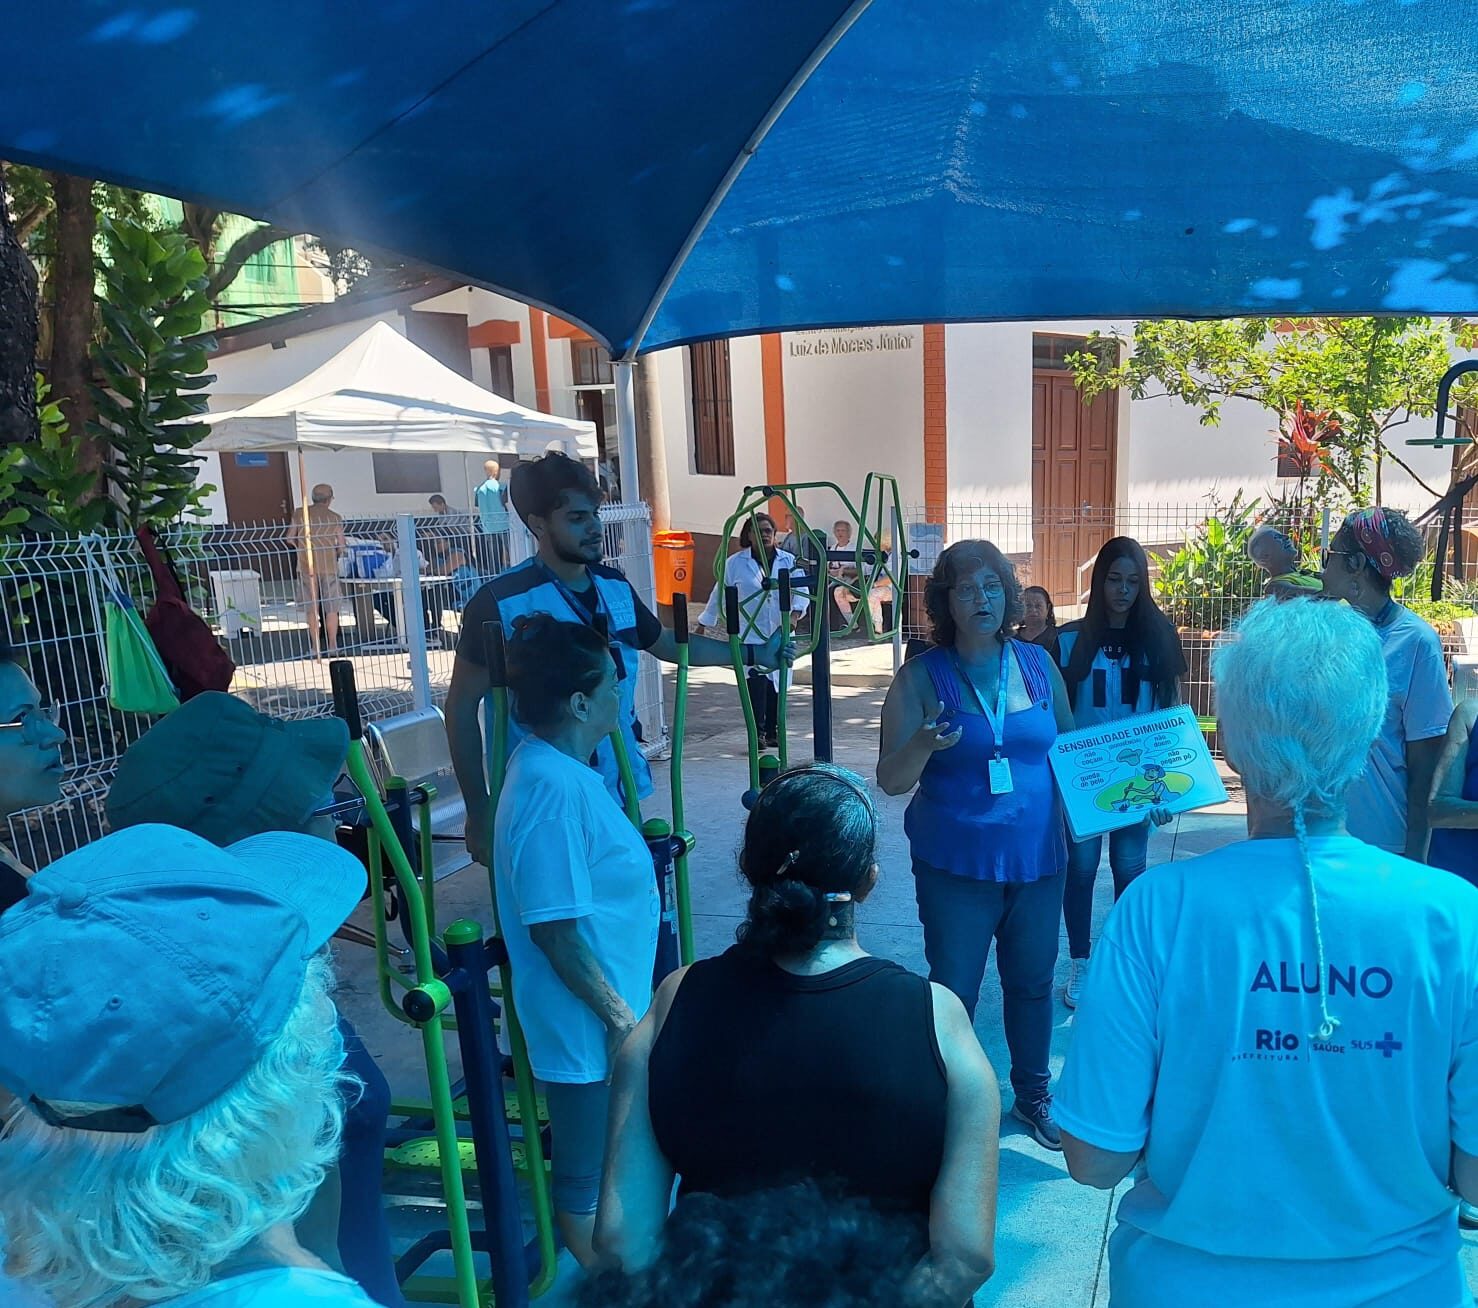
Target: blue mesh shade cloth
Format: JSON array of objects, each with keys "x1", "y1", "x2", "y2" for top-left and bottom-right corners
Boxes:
[{"x1": 5, "y1": 0, "x2": 1478, "y2": 354}]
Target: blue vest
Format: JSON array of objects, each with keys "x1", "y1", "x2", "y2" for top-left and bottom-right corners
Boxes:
[{"x1": 486, "y1": 560, "x2": 654, "y2": 803}]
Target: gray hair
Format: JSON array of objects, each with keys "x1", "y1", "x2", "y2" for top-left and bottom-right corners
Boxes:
[{"x1": 0, "y1": 955, "x2": 351, "y2": 1307}]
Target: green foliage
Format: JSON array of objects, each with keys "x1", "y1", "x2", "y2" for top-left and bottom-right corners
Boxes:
[
  {"x1": 4, "y1": 376, "x2": 112, "y2": 535},
  {"x1": 89, "y1": 218, "x2": 217, "y2": 530},
  {"x1": 1068, "y1": 318, "x2": 1478, "y2": 505},
  {"x1": 1150, "y1": 491, "x2": 1265, "y2": 631},
  {"x1": 1403, "y1": 598, "x2": 1476, "y2": 629}
]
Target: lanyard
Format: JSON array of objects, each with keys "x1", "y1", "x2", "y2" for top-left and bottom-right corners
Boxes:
[
  {"x1": 952, "y1": 642, "x2": 1010, "y2": 759},
  {"x1": 537, "y1": 562, "x2": 629, "y2": 681}
]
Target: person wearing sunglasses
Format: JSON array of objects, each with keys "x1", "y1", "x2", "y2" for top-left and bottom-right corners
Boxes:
[
  {"x1": 0, "y1": 636, "x2": 67, "y2": 915},
  {"x1": 877, "y1": 540, "x2": 1076, "y2": 1153},
  {"x1": 1318, "y1": 507, "x2": 1452, "y2": 861}
]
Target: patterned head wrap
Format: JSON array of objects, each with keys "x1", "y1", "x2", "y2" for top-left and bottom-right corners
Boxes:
[{"x1": 1344, "y1": 507, "x2": 1408, "y2": 580}]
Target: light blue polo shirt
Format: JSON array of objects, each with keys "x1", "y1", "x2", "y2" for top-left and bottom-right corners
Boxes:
[{"x1": 1057, "y1": 835, "x2": 1478, "y2": 1307}]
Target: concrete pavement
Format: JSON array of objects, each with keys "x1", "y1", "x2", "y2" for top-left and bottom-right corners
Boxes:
[{"x1": 331, "y1": 644, "x2": 1478, "y2": 1303}]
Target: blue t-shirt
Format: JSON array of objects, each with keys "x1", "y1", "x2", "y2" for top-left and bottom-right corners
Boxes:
[
  {"x1": 0, "y1": 1267, "x2": 380, "y2": 1308},
  {"x1": 1056, "y1": 835, "x2": 1478, "y2": 1307},
  {"x1": 475, "y1": 478, "x2": 509, "y2": 534}
]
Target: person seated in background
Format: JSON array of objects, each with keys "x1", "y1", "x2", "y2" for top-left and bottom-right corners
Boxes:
[
  {"x1": 1429, "y1": 696, "x2": 1478, "y2": 885},
  {"x1": 1057, "y1": 597, "x2": 1478, "y2": 1307},
  {"x1": 1247, "y1": 524, "x2": 1321, "y2": 598},
  {"x1": 1015, "y1": 585, "x2": 1058, "y2": 651},
  {"x1": 579, "y1": 1181, "x2": 941, "y2": 1308},
  {"x1": 596, "y1": 764, "x2": 999, "y2": 1308},
  {"x1": 448, "y1": 549, "x2": 482, "y2": 611},
  {"x1": 0, "y1": 824, "x2": 378, "y2": 1308},
  {"x1": 830, "y1": 518, "x2": 891, "y2": 636},
  {"x1": 0, "y1": 636, "x2": 67, "y2": 915}
]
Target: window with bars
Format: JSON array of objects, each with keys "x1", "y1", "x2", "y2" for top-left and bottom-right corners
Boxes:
[{"x1": 689, "y1": 339, "x2": 735, "y2": 476}]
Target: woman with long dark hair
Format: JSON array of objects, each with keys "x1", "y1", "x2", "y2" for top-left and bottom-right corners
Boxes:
[{"x1": 1055, "y1": 538, "x2": 1185, "y2": 1008}]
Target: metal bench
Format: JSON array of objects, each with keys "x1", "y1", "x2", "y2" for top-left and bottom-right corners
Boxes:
[{"x1": 364, "y1": 706, "x2": 472, "y2": 882}]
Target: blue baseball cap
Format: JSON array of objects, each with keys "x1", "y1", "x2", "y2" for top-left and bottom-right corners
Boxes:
[{"x1": 0, "y1": 824, "x2": 366, "y2": 1132}]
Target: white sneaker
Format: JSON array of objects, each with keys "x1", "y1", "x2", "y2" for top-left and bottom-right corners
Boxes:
[{"x1": 1064, "y1": 957, "x2": 1088, "y2": 1009}]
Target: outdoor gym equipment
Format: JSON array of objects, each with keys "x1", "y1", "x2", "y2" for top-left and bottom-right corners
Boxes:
[
  {"x1": 1411, "y1": 360, "x2": 1478, "y2": 601},
  {"x1": 330, "y1": 660, "x2": 510, "y2": 1308},
  {"x1": 714, "y1": 476, "x2": 910, "y2": 798}
]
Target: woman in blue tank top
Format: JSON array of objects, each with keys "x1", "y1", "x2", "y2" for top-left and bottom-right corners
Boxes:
[
  {"x1": 1430, "y1": 698, "x2": 1478, "y2": 885},
  {"x1": 878, "y1": 540, "x2": 1075, "y2": 1151}
]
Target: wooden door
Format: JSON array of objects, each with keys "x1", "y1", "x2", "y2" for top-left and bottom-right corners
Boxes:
[
  {"x1": 220, "y1": 450, "x2": 293, "y2": 524},
  {"x1": 1031, "y1": 352, "x2": 1118, "y2": 605}
]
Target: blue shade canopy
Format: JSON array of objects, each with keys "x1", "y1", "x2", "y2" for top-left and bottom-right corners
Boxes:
[{"x1": 5, "y1": 1, "x2": 1478, "y2": 355}]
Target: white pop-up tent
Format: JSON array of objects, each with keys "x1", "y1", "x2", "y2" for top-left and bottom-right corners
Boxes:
[{"x1": 195, "y1": 320, "x2": 597, "y2": 459}]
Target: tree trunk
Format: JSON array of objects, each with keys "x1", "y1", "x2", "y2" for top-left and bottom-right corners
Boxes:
[
  {"x1": 46, "y1": 172, "x2": 102, "y2": 476},
  {"x1": 0, "y1": 165, "x2": 39, "y2": 446},
  {"x1": 635, "y1": 357, "x2": 671, "y2": 531}
]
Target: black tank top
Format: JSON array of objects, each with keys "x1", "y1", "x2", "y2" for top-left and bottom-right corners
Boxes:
[{"x1": 647, "y1": 946, "x2": 949, "y2": 1217}]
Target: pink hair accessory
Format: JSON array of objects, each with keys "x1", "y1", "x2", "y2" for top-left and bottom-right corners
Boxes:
[{"x1": 1346, "y1": 507, "x2": 1403, "y2": 580}]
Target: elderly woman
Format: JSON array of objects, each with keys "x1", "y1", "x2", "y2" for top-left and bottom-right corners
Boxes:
[
  {"x1": 1319, "y1": 506, "x2": 1452, "y2": 859},
  {"x1": 1057, "y1": 597, "x2": 1478, "y2": 1307},
  {"x1": 1016, "y1": 585, "x2": 1058, "y2": 650},
  {"x1": 495, "y1": 613, "x2": 660, "y2": 1265},
  {"x1": 699, "y1": 512, "x2": 808, "y2": 750},
  {"x1": 0, "y1": 824, "x2": 376, "y2": 1308},
  {"x1": 878, "y1": 540, "x2": 1074, "y2": 1151},
  {"x1": 1055, "y1": 538, "x2": 1184, "y2": 1007},
  {"x1": 0, "y1": 637, "x2": 67, "y2": 915},
  {"x1": 596, "y1": 764, "x2": 999, "y2": 1308}
]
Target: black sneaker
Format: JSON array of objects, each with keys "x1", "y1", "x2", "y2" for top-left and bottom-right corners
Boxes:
[{"x1": 1011, "y1": 1096, "x2": 1063, "y2": 1151}]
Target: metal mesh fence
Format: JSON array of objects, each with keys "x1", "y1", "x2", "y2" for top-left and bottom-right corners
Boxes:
[
  {"x1": 899, "y1": 497, "x2": 1475, "y2": 748},
  {"x1": 3, "y1": 501, "x2": 660, "y2": 869}
]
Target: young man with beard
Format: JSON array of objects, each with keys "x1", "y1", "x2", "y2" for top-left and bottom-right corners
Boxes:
[{"x1": 445, "y1": 452, "x2": 790, "y2": 866}]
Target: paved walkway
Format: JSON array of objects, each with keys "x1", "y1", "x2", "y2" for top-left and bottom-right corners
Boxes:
[{"x1": 332, "y1": 645, "x2": 1478, "y2": 1303}]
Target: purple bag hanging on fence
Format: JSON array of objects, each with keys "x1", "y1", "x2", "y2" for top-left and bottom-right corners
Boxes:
[{"x1": 135, "y1": 526, "x2": 236, "y2": 701}]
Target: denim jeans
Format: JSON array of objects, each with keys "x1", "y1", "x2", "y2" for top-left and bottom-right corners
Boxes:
[
  {"x1": 1063, "y1": 823, "x2": 1150, "y2": 960},
  {"x1": 912, "y1": 859, "x2": 1064, "y2": 1104}
]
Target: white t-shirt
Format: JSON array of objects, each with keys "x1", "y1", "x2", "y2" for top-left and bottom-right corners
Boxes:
[
  {"x1": 1346, "y1": 605, "x2": 1453, "y2": 852},
  {"x1": 1056, "y1": 627, "x2": 1160, "y2": 729},
  {"x1": 493, "y1": 736, "x2": 659, "y2": 1083},
  {"x1": 1056, "y1": 835, "x2": 1478, "y2": 1307}
]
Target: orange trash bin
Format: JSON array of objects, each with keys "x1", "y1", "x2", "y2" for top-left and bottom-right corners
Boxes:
[{"x1": 653, "y1": 530, "x2": 695, "y2": 605}]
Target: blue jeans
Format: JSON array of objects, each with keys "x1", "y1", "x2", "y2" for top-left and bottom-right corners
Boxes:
[
  {"x1": 1063, "y1": 824, "x2": 1150, "y2": 960},
  {"x1": 912, "y1": 859, "x2": 1064, "y2": 1104}
]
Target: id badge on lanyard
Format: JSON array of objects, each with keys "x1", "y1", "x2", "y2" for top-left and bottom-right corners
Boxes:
[
  {"x1": 543, "y1": 565, "x2": 628, "y2": 681},
  {"x1": 954, "y1": 645, "x2": 1013, "y2": 795}
]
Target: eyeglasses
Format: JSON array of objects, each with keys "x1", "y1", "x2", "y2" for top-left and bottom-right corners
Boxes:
[
  {"x1": 0, "y1": 703, "x2": 63, "y2": 745},
  {"x1": 952, "y1": 581, "x2": 1005, "y2": 603},
  {"x1": 1321, "y1": 547, "x2": 1358, "y2": 567}
]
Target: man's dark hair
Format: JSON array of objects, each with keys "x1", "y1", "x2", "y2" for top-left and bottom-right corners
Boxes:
[
  {"x1": 509, "y1": 451, "x2": 602, "y2": 526},
  {"x1": 577, "y1": 1182, "x2": 924, "y2": 1308},
  {"x1": 504, "y1": 614, "x2": 611, "y2": 731}
]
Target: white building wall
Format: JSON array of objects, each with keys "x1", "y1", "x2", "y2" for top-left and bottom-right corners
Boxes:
[
  {"x1": 653, "y1": 339, "x2": 769, "y2": 537},
  {"x1": 945, "y1": 323, "x2": 1033, "y2": 504},
  {"x1": 779, "y1": 327, "x2": 924, "y2": 535}
]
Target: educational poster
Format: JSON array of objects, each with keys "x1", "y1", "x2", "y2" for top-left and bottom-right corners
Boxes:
[{"x1": 1048, "y1": 704, "x2": 1228, "y2": 841}]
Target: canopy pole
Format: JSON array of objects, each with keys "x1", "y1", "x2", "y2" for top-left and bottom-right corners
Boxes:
[
  {"x1": 613, "y1": 359, "x2": 641, "y2": 506},
  {"x1": 296, "y1": 446, "x2": 322, "y2": 661}
]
